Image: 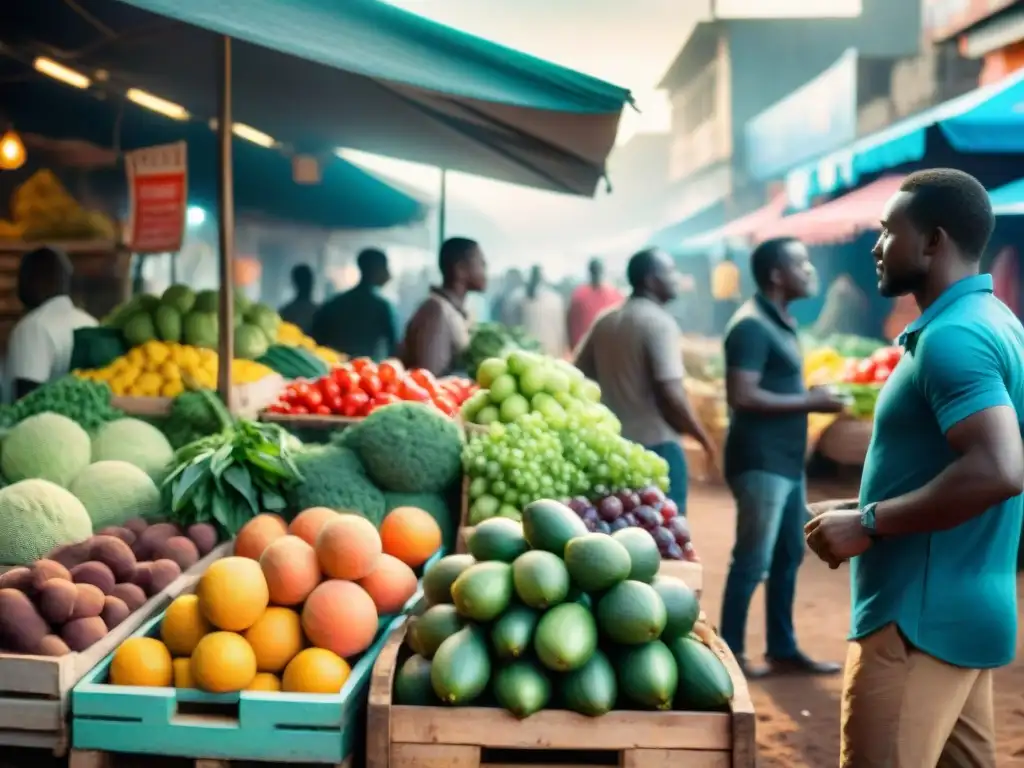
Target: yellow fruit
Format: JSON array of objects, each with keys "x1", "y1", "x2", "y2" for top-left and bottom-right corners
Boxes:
[
  {"x1": 243, "y1": 606, "x2": 305, "y2": 673},
  {"x1": 282, "y1": 648, "x2": 350, "y2": 694},
  {"x1": 136, "y1": 372, "x2": 163, "y2": 396},
  {"x1": 161, "y1": 381, "x2": 185, "y2": 397},
  {"x1": 246, "y1": 672, "x2": 282, "y2": 692},
  {"x1": 127, "y1": 348, "x2": 146, "y2": 367},
  {"x1": 142, "y1": 341, "x2": 170, "y2": 365},
  {"x1": 191, "y1": 632, "x2": 258, "y2": 693},
  {"x1": 173, "y1": 657, "x2": 195, "y2": 688},
  {"x1": 197, "y1": 556, "x2": 269, "y2": 631},
  {"x1": 110, "y1": 637, "x2": 173, "y2": 687},
  {"x1": 159, "y1": 361, "x2": 182, "y2": 380},
  {"x1": 161, "y1": 595, "x2": 212, "y2": 656}
]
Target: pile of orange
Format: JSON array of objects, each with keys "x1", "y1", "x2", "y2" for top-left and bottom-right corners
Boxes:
[{"x1": 108, "y1": 506, "x2": 442, "y2": 695}]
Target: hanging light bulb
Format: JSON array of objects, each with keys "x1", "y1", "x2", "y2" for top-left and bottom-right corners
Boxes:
[{"x1": 0, "y1": 129, "x2": 26, "y2": 171}]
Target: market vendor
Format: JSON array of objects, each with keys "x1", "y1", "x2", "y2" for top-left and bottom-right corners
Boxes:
[
  {"x1": 719, "y1": 236, "x2": 845, "y2": 680},
  {"x1": 5, "y1": 246, "x2": 96, "y2": 402},
  {"x1": 573, "y1": 247, "x2": 715, "y2": 515},
  {"x1": 402, "y1": 237, "x2": 487, "y2": 376}
]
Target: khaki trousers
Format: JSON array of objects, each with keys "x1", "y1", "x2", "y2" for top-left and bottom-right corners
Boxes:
[{"x1": 840, "y1": 623, "x2": 997, "y2": 768}]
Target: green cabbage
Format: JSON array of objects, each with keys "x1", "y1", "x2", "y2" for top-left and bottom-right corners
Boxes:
[
  {"x1": 1, "y1": 412, "x2": 92, "y2": 487},
  {"x1": 0, "y1": 479, "x2": 93, "y2": 565},
  {"x1": 69, "y1": 460, "x2": 161, "y2": 529},
  {"x1": 91, "y1": 418, "x2": 175, "y2": 481}
]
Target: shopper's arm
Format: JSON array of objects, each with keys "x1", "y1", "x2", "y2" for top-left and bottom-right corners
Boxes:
[
  {"x1": 572, "y1": 324, "x2": 598, "y2": 380},
  {"x1": 647, "y1": 316, "x2": 713, "y2": 450},
  {"x1": 874, "y1": 327, "x2": 1023, "y2": 536},
  {"x1": 8, "y1": 322, "x2": 49, "y2": 401},
  {"x1": 402, "y1": 301, "x2": 451, "y2": 375}
]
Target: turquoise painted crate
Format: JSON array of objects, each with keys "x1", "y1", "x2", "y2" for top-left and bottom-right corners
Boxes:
[{"x1": 71, "y1": 550, "x2": 442, "y2": 764}]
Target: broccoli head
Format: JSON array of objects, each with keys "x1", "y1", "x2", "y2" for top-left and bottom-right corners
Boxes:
[
  {"x1": 347, "y1": 402, "x2": 463, "y2": 494},
  {"x1": 287, "y1": 445, "x2": 385, "y2": 526}
]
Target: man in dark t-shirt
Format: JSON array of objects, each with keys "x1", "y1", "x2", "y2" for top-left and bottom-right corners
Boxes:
[{"x1": 720, "y1": 237, "x2": 845, "y2": 678}]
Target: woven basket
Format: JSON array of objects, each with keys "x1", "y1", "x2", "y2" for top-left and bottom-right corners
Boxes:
[{"x1": 817, "y1": 417, "x2": 873, "y2": 466}]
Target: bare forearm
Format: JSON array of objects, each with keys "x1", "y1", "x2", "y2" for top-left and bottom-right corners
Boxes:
[
  {"x1": 875, "y1": 452, "x2": 1020, "y2": 536},
  {"x1": 729, "y1": 387, "x2": 814, "y2": 415},
  {"x1": 659, "y1": 390, "x2": 712, "y2": 448}
]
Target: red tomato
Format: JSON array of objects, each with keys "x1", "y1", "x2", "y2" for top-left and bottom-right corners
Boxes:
[
  {"x1": 315, "y1": 404, "x2": 332, "y2": 415},
  {"x1": 400, "y1": 379, "x2": 432, "y2": 403},
  {"x1": 325, "y1": 395, "x2": 344, "y2": 414},
  {"x1": 290, "y1": 381, "x2": 310, "y2": 399},
  {"x1": 302, "y1": 387, "x2": 323, "y2": 409},
  {"x1": 319, "y1": 378, "x2": 342, "y2": 401},
  {"x1": 433, "y1": 395, "x2": 457, "y2": 417},
  {"x1": 375, "y1": 392, "x2": 401, "y2": 406},
  {"x1": 266, "y1": 403, "x2": 287, "y2": 414},
  {"x1": 410, "y1": 369, "x2": 438, "y2": 395},
  {"x1": 332, "y1": 368, "x2": 361, "y2": 393},
  {"x1": 360, "y1": 372, "x2": 382, "y2": 397},
  {"x1": 290, "y1": 404, "x2": 310, "y2": 415},
  {"x1": 873, "y1": 365, "x2": 892, "y2": 383},
  {"x1": 342, "y1": 391, "x2": 370, "y2": 418},
  {"x1": 378, "y1": 361, "x2": 400, "y2": 387},
  {"x1": 852, "y1": 358, "x2": 877, "y2": 384},
  {"x1": 350, "y1": 357, "x2": 374, "y2": 374}
]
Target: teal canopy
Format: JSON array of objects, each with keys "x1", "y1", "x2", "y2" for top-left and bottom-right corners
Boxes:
[
  {"x1": 990, "y1": 177, "x2": 1024, "y2": 216},
  {"x1": 5, "y1": 0, "x2": 631, "y2": 195}
]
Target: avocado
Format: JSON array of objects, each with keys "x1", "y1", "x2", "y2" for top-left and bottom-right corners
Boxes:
[
  {"x1": 534, "y1": 602, "x2": 597, "y2": 672},
  {"x1": 512, "y1": 550, "x2": 570, "y2": 609},
  {"x1": 408, "y1": 604, "x2": 466, "y2": 660},
  {"x1": 561, "y1": 648, "x2": 618, "y2": 717},
  {"x1": 651, "y1": 576, "x2": 700, "y2": 640},
  {"x1": 596, "y1": 580, "x2": 667, "y2": 644},
  {"x1": 394, "y1": 654, "x2": 438, "y2": 705},
  {"x1": 422, "y1": 554, "x2": 476, "y2": 605},
  {"x1": 430, "y1": 625, "x2": 492, "y2": 705},
  {"x1": 451, "y1": 561, "x2": 513, "y2": 621},
  {"x1": 669, "y1": 635, "x2": 734, "y2": 711},
  {"x1": 521, "y1": 499, "x2": 588, "y2": 555},
  {"x1": 491, "y1": 604, "x2": 542, "y2": 661},
  {"x1": 493, "y1": 660, "x2": 551, "y2": 719},
  {"x1": 611, "y1": 528, "x2": 661, "y2": 583},
  {"x1": 617, "y1": 640, "x2": 678, "y2": 710},
  {"x1": 468, "y1": 518, "x2": 529, "y2": 563},
  {"x1": 564, "y1": 533, "x2": 632, "y2": 593}
]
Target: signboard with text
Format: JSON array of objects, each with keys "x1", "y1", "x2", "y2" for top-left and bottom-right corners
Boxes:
[
  {"x1": 125, "y1": 141, "x2": 187, "y2": 254},
  {"x1": 744, "y1": 49, "x2": 858, "y2": 181},
  {"x1": 924, "y1": 0, "x2": 1017, "y2": 41}
]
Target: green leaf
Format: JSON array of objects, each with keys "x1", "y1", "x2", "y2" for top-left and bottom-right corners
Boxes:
[
  {"x1": 210, "y1": 443, "x2": 235, "y2": 478},
  {"x1": 210, "y1": 492, "x2": 235, "y2": 532},
  {"x1": 244, "y1": 448, "x2": 292, "y2": 480},
  {"x1": 172, "y1": 458, "x2": 211, "y2": 513},
  {"x1": 261, "y1": 489, "x2": 287, "y2": 511},
  {"x1": 223, "y1": 465, "x2": 259, "y2": 515}
]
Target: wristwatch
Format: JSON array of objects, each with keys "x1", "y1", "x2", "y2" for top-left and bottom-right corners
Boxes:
[{"x1": 860, "y1": 502, "x2": 879, "y2": 540}]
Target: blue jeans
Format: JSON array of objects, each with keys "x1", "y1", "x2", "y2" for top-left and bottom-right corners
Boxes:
[
  {"x1": 645, "y1": 441, "x2": 688, "y2": 515},
  {"x1": 720, "y1": 471, "x2": 806, "y2": 660}
]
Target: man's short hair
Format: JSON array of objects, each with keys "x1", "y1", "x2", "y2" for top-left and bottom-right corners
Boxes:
[
  {"x1": 625, "y1": 248, "x2": 660, "y2": 291},
  {"x1": 750, "y1": 237, "x2": 800, "y2": 291},
  {"x1": 899, "y1": 169, "x2": 994, "y2": 260},
  {"x1": 357, "y1": 248, "x2": 387, "y2": 273},
  {"x1": 439, "y1": 237, "x2": 478, "y2": 279}
]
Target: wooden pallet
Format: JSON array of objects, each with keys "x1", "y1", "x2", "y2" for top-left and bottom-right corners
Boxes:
[
  {"x1": 366, "y1": 623, "x2": 755, "y2": 768},
  {"x1": 68, "y1": 752, "x2": 351, "y2": 768},
  {"x1": 457, "y1": 478, "x2": 705, "y2": 597},
  {"x1": 0, "y1": 541, "x2": 233, "y2": 756}
]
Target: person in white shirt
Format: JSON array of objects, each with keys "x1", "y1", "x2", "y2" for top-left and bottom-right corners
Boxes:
[
  {"x1": 6, "y1": 247, "x2": 97, "y2": 402},
  {"x1": 507, "y1": 265, "x2": 568, "y2": 358}
]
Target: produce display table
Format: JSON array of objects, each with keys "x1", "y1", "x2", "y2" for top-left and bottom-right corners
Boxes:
[
  {"x1": 0, "y1": 542, "x2": 232, "y2": 756},
  {"x1": 68, "y1": 552, "x2": 442, "y2": 768},
  {"x1": 114, "y1": 375, "x2": 286, "y2": 420},
  {"x1": 366, "y1": 621, "x2": 756, "y2": 768},
  {"x1": 258, "y1": 412, "x2": 362, "y2": 430}
]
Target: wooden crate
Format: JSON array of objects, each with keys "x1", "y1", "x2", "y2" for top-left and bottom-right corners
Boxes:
[
  {"x1": 0, "y1": 541, "x2": 232, "y2": 756},
  {"x1": 69, "y1": 551, "x2": 442, "y2": 766},
  {"x1": 113, "y1": 375, "x2": 287, "y2": 420},
  {"x1": 458, "y1": 478, "x2": 704, "y2": 597},
  {"x1": 258, "y1": 412, "x2": 363, "y2": 430},
  {"x1": 366, "y1": 622, "x2": 755, "y2": 768}
]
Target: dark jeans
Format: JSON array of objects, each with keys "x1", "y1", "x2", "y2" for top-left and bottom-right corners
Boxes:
[
  {"x1": 720, "y1": 470, "x2": 806, "y2": 660},
  {"x1": 645, "y1": 441, "x2": 688, "y2": 515}
]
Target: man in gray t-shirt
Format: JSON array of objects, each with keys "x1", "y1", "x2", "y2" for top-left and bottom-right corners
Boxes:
[{"x1": 574, "y1": 248, "x2": 715, "y2": 514}]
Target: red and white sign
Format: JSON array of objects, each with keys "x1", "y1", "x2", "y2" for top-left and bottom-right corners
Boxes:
[{"x1": 125, "y1": 141, "x2": 187, "y2": 254}]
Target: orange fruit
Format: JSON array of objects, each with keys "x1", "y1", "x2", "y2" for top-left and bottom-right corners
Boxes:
[
  {"x1": 191, "y1": 632, "x2": 258, "y2": 693},
  {"x1": 110, "y1": 637, "x2": 173, "y2": 687},
  {"x1": 235, "y1": 514, "x2": 288, "y2": 561},
  {"x1": 197, "y1": 557, "x2": 269, "y2": 632},
  {"x1": 380, "y1": 506, "x2": 441, "y2": 567},
  {"x1": 172, "y1": 657, "x2": 195, "y2": 688},
  {"x1": 289, "y1": 507, "x2": 339, "y2": 547},
  {"x1": 301, "y1": 580, "x2": 378, "y2": 658},
  {"x1": 243, "y1": 606, "x2": 305, "y2": 673},
  {"x1": 260, "y1": 535, "x2": 320, "y2": 606},
  {"x1": 358, "y1": 554, "x2": 418, "y2": 615},
  {"x1": 160, "y1": 594, "x2": 211, "y2": 656},
  {"x1": 282, "y1": 648, "x2": 351, "y2": 694},
  {"x1": 247, "y1": 672, "x2": 282, "y2": 692},
  {"x1": 315, "y1": 515, "x2": 381, "y2": 580}
]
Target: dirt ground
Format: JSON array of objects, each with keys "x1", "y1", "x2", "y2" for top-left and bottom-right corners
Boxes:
[{"x1": 687, "y1": 482, "x2": 1024, "y2": 767}]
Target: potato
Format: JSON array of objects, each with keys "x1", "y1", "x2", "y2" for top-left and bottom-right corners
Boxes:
[
  {"x1": 0, "y1": 589, "x2": 49, "y2": 653},
  {"x1": 90, "y1": 536, "x2": 137, "y2": 582},
  {"x1": 61, "y1": 617, "x2": 107, "y2": 652},
  {"x1": 186, "y1": 523, "x2": 218, "y2": 556},
  {"x1": 110, "y1": 583, "x2": 146, "y2": 612},
  {"x1": 100, "y1": 596, "x2": 131, "y2": 630},
  {"x1": 31, "y1": 559, "x2": 71, "y2": 591},
  {"x1": 37, "y1": 579, "x2": 78, "y2": 624},
  {"x1": 70, "y1": 583, "x2": 105, "y2": 620},
  {"x1": 70, "y1": 562, "x2": 116, "y2": 595},
  {"x1": 148, "y1": 559, "x2": 182, "y2": 594},
  {"x1": 154, "y1": 537, "x2": 199, "y2": 570}
]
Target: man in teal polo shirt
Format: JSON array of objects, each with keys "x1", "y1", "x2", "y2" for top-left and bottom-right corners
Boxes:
[{"x1": 806, "y1": 168, "x2": 1024, "y2": 767}]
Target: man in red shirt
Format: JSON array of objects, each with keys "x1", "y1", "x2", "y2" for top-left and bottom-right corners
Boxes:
[{"x1": 568, "y1": 258, "x2": 623, "y2": 350}]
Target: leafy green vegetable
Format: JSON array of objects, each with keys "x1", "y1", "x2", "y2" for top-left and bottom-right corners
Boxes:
[
  {"x1": 160, "y1": 390, "x2": 233, "y2": 449},
  {"x1": 0, "y1": 376, "x2": 123, "y2": 432},
  {"x1": 287, "y1": 444, "x2": 386, "y2": 526},
  {"x1": 163, "y1": 391, "x2": 303, "y2": 535},
  {"x1": 834, "y1": 383, "x2": 881, "y2": 419}
]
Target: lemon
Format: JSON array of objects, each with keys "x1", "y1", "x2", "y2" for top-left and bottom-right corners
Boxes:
[
  {"x1": 161, "y1": 381, "x2": 185, "y2": 397},
  {"x1": 127, "y1": 348, "x2": 146, "y2": 367}
]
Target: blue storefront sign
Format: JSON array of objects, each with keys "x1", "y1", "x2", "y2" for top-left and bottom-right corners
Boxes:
[{"x1": 743, "y1": 49, "x2": 859, "y2": 182}]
